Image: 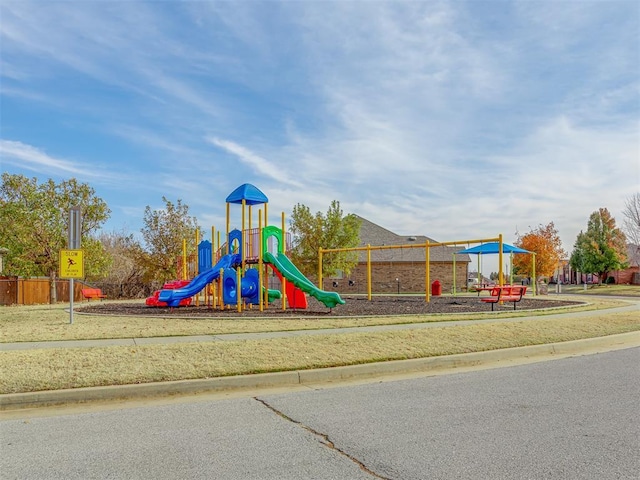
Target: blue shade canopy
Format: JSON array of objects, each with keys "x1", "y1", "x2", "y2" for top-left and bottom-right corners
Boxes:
[
  {"x1": 225, "y1": 184, "x2": 269, "y2": 205},
  {"x1": 457, "y1": 242, "x2": 531, "y2": 255}
]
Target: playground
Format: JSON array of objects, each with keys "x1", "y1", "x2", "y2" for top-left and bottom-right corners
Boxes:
[
  {"x1": 143, "y1": 183, "x2": 344, "y2": 312},
  {"x1": 80, "y1": 183, "x2": 576, "y2": 317}
]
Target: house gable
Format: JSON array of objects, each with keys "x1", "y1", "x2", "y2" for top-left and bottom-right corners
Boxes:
[{"x1": 354, "y1": 215, "x2": 470, "y2": 263}]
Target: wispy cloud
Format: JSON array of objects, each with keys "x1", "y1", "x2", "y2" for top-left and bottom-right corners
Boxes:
[
  {"x1": 1, "y1": 0, "x2": 637, "y2": 254},
  {"x1": 206, "y1": 136, "x2": 302, "y2": 187},
  {"x1": 1, "y1": 140, "x2": 92, "y2": 177},
  {"x1": 0, "y1": 140, "x2": 130, "y2": 188}
]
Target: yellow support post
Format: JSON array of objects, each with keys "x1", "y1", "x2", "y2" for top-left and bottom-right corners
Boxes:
[
  {"x1": 241, "y1": 199, "x2": 246, "y2": 270},
  {"x1": 282, "y1": 211, "x2": 286, "y2": 311},
  {"x1": 211, "y1": 281, "x2": 216, "y2": 309},
  {"x1": 237, "y1": 267, "x2": 242, "y2": 312},
  {"x1": 318, "y1": 249, "x2": 323, "y2": 293},
  {"x1": 425, "y1": 241, "x2": 430, "y2": 302},
  {"x1": 510, "y1": 252, "x2": 514, "y2": 285},
  {"x1": 452, "y1": 250, "x2": 457, "y2": 296},
  {"x1": 226, "y1": 203, "x2": 230, "y2": 255},
  {"x1": 367, "y1": 245, "x2": 372, "y2": 300},
  {"x1": 498, "y1": 233, "x2": 505, "y2": 306},
  {"x1": 258, "y1": 210, "x2": 264, "y2": 312},
  {"x1": 264, "y1": 207, "x2": 269, "y2": 309},
  {"x1": 195, "y1": 228, "x2": 200, "y2": 306},
  {"x1": 195, "y1": 228, "x2": 199, "y2": 272},
  {"x1": 248, "y1": 205, "x2": 252, "y2": 259},
  {"x1": 211, "y1": 226, "x2": 215, "y2": 265},
  {"x1": 498, "y1": 233, "x2": 504, "y2": 286},
  {"x1": 219, "y1": 268, "x2": 224, "y2": 310},
  {"x1": 182, "y1": 239, "x2": 187, "y2": 281},
  {"x1": 281, "y1": 212, "x2": 286, "y2": 253},
  {"x1": 426, "y1": 241, "x2": 431, "y2": 303}
]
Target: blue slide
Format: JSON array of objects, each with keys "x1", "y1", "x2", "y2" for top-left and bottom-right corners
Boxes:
[{"x1": 158, "y1": 254, "x2": 240, "y2": 307}]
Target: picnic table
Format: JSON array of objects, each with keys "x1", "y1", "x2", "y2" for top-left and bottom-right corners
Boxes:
[
  {"x1": 480, "y1": 285, "x2": 527, "y2": 310},
  {"x1": 471, "y1": 284, "x2": 496, "y2": 296}
]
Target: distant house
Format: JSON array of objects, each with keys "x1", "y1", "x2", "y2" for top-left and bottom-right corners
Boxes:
[
  {"x1": 561, "y1": 243, "x2": 640, "y2": 285},
  {"x1": 611, "y1": 244, "x2": 640, "y2": 284},
  {"x1": 321, "y1": 216, "x2": 471, "y2": 294}
]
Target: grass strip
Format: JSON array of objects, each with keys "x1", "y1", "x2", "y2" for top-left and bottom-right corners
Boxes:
[{"x1": 1, "y1": 312, "x2": 637, "y2": 394}]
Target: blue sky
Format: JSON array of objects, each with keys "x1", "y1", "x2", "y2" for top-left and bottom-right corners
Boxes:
[{"x1": 1, "y1": 1, "x2": 639, "y2": 263}]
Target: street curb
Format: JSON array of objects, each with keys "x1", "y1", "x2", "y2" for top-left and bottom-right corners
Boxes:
[{"x1": 2, "y1": 332, "x2": 638, "y2": 411}]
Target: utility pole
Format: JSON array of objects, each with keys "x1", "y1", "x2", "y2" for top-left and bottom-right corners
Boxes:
[{"x1": 66, "y1": 207, "x2": 82, "y2": 324}]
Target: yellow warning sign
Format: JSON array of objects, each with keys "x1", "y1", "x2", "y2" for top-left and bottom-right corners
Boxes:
[{"x1": 60, "y1": 249, "x2": 84, "y2": 279}]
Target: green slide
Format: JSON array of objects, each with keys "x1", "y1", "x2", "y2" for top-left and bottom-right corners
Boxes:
[{"x1": 263, "y1": 251, "x2": 345, "y2": 308}]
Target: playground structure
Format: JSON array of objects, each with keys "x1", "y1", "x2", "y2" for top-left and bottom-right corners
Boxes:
[{"x1": 146, "y1": 184, "x2": 344, "y2": 310}]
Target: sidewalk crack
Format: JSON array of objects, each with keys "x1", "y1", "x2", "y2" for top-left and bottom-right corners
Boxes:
[{"x1": 254, "y1": 397, "x2": 391, "y2": 479}]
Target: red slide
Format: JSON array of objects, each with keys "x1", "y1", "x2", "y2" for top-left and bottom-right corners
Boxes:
[{"x1": 268, "y1": 264, "x2": 308, "y2": 309}]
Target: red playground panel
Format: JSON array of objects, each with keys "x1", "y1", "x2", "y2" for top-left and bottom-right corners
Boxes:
[
  {"x1": 286, "y1": 281, "x2": 308, "y2": 309},
  {"x1": 146, "y1": 280, "x2": 193, "y2": 307}
]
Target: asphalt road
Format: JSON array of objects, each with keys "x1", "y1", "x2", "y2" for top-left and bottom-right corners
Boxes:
[{"x1": 2, "y1": 347, "x2": 638, "y2": 479}]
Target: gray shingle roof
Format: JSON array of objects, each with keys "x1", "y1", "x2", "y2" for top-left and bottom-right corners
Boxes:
[{"x1": 354, "y1": 215, "x2": 470, "y2": 263}]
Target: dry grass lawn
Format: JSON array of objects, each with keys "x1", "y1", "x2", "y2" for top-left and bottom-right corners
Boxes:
[
  {"x1": 2, "y1": 311, "x2": 638, "y2": 394},
  {"x1": 564, "y1": 284, "x2": 640, "y2": 296}
]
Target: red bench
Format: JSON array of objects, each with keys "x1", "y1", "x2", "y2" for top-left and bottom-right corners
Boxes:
[
  {"x1": 81, "y1": 288, "x2": 107, "y2": 301},
  {"x1": 481, "y1": 285, "x2": 527, "y2": 311}
]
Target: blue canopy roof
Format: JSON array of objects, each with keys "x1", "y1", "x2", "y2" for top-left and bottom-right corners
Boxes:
[
  {"x1": 225, "y1": 184, "x2": 269, "y2": 205},
  {"x1": 457, "y1": 242, "x2": 531, "y2": 255}
]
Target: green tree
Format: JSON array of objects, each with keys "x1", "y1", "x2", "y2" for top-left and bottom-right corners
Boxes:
[
  {"x1": 289, "y1": 200, "x2": 361, "y2": 278},
  {"x1": 0, "y1": 174, "x2": 111, "y2": 302},
  {"x1": 140, "y1": 197, "x2": 199, "y2": 284},
  {"x1": 569, "y1": 208, "x2": 627, "y2": 283}
]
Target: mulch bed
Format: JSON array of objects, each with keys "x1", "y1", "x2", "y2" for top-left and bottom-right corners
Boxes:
[{"x1": 76, "y1": 295, "x2": 580, "y2": 318}]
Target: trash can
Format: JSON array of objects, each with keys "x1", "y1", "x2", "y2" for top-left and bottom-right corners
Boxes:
[{"x1": 431, "y1": 280, "x2": 442, "y2": 296}]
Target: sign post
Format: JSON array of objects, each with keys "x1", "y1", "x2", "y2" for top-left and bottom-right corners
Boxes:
[{"x1": 61, "y1": 207, "x2": 82, "y2": 324}]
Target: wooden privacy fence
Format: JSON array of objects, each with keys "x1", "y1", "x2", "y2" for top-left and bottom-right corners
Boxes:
[
  {"x1": 0, "y1": 277, "x2": 85, "y2": 306},
  {"x1": 0, "y1": 276, "x2": 18, "y2": 306}
]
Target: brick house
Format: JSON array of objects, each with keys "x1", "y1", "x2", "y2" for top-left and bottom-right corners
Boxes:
[
  {"x1": 321, "y1": 216, "x2": 471, "y2": 294},
  {"x1": 611, "y1": 244, "x2": 640, "y2": 284}
]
